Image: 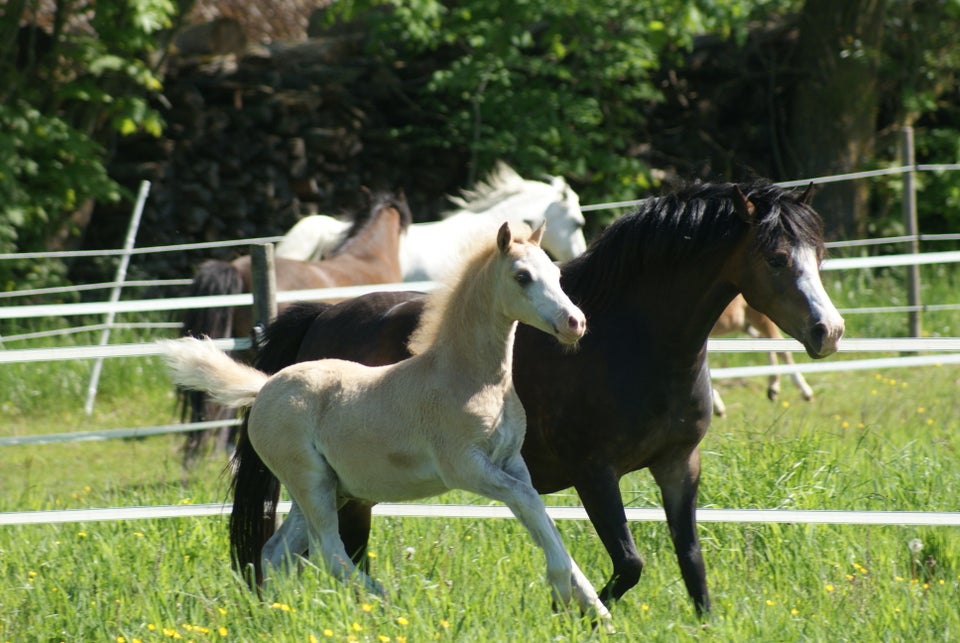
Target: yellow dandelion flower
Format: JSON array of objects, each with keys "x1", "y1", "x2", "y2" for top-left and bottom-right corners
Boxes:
[
  {"x1": 923, "y1": 583, "x2": 930, "y2": 589},
  {"x1": 870, "y1": 389, "x2": 878, "y2": 395},
  {"x1": 781, "y1": 401, "x2": 790, "y2": 408},
  {"x1": 351, "y1": 622, "x2": 363, "y2": 632},
  {"x1": 133, "y1": 639, "x2": 144, "y2": 643},
  {"x1": 134, "y1": 532, "x2": 144, "y2": 538},
  {"x1": 397, "y1": 637, "x2": 408, "y2": 643},
  {"x1": 939, "y1": 579, "x2": 945, "y2": 585},
  {"x1": 218, "y1": 626, "x2": 227, "y2": 637},
  {"x1": 309, "y1": 636, "x2": 318, "y2": 643},
  {"x1": 841, "y1": 421, "x2": 850, "y2": 428},
  {"x1": 439, "y1": 619, "x2": 450, "y2": 629},
  {"x1": 765, "y1": 599, "x2": 775, "y2": 606},
  {"x1": 181, "y1": 498, "x2": 193, "y2": 505},
  {"x1": 323, "y1": 629, "x2": 334, "y2": 637},
  {"x1": 361, "y1": 603, "x2": 373, "y2": 612},
  {"x1": 824, "y1": 584, "x2": 835, "y2": 592},
  {"x1": 895, "y1": 576, "x2": 905, "y2": 582},
  {"x1": 378, "y1": 636, "x2": 391, "y2": 643},
  {"x1": 790, "y1": 608, "x2": 799, "y2": 616},
  {"x1": 218, "y1": 608, "x2": 227, "y2": 616},
  {"x1": 78, "y1": 532, "x2": 88, "y2": 538},
  {"x1": 397, "y1": 617, "x2": 409, "y2": 626},
  {"x1": 117, "y1": 637, "x2": 127, "y2": 643},
  {"x1": 147, "y1": 624, "x2": 157, "y2": 631},
  {"x1": 917, "y1": 407, "x2": 926, "y2": 413},
  {"x1": 641, "y1": 604, "x2": 650, "y2": 612},
  {"x1": 367, "y1": 551, "x2": 377, "y2": 559},
  {"x1": 845, "y1": 574, "x2": 855, "y2": 581}
]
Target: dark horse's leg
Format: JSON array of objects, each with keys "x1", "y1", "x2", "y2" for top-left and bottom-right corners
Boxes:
[
  {"x1": 650, "y1": 449, "x2": 710, "y2": 617},
  {"x1": 575, "y1": 468, "x2": 645, "y2": 606},
  {"x1": 338, "y1": 501, "x2": 374, "y2": 570}
]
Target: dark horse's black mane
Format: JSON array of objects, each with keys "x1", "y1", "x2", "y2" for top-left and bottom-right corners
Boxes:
[
  {"x1": 328, "y1": 190, "x2": 413, "y2": 256},
  {"x1": 562, "y1": 181, "x2": 825, "y2": 312}
]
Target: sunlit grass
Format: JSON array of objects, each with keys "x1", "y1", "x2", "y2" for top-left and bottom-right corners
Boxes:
[{"x1": 2, "y1": 269, "x2": 960, "y2": 640}]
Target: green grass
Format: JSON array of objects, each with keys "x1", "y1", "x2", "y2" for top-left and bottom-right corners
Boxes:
[{"x1": 2, "y1": 271, "x2": 960, "y2": 641}]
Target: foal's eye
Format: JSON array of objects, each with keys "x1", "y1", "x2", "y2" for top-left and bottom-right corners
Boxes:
[
  {"x1": 767, "y1": 253, "x2": 789, "y2": 269},
  {"x1": 514, "y1": 270, "x2": 532, "y2": 286}
]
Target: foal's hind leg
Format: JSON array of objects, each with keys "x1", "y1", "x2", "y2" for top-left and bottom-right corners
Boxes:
[
  {"x1": 271, "y1": 452, "x2": 384, "y2": 596},
  {"x1": 262, "y1": 500, "x2": 310, "y2": 576}
]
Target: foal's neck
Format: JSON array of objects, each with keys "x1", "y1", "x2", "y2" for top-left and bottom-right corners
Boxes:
[{"x1": 430, "y1": 274, "x2": 517, "y2": 387}]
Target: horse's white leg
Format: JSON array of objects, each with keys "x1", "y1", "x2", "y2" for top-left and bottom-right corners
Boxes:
[
  {"x1": 780, "y1": 350, "x2": 815, "y2": 400},
  {"x1": 261, "y1": 500, "x2": 310, "y2": 577},
  {"x1": 447, "y1": 450, "x2": 612, "y2": 628},
  {"x1": 275, "y1": 451, "x2": 384, "y2": 596},
  {"x1": 711, "y1": 387, "x2": 727, "y2": 418},
  {"x1": 500, "y1": 454, "x2": 613, "y2": 630}
]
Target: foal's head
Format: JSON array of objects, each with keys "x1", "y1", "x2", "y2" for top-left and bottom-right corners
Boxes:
[{"x1": 494, "y1": 222, "x2": 586, "y2": 346}]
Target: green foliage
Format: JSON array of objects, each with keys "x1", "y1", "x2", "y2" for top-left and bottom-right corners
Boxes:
[
  {"x1": 327, "y1": 0, "x2": 789, "y2": 209},
  {"x1": 0, "y1": 0, "x2": 175, "y2": 291}
]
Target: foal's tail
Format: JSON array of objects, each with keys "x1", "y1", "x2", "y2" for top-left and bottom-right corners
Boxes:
[{"x1": 160, "y1": 337, "x2": 267, "y2": 409}]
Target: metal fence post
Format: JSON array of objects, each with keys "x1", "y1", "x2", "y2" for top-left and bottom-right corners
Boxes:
[
  {"x1": 83, "y1": 180, "x2": 151, "y2": 415},
  {"x1": 250, "y1": 243, "x2": 277, "y2": 349},
  {"x1": 902, "y1": 126, "x2": 921, "y2": 338}
]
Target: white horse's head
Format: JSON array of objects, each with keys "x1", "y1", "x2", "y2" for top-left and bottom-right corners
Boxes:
[
  {"x1": 450, "y1": 162, "x2": 588, "y2": 262},
  {"x1": 496, "y1": 221, "x2": 586, "y2": 345}
]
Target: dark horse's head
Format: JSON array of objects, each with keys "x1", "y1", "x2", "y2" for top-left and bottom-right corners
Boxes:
[{"x1": 562, "y1": 180, "x2": 844, "y2": 358}]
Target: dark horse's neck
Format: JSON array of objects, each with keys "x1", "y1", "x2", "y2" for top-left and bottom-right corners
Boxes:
[{"x1": 560, "y1": 192, "x2": 750, "y2": 364}]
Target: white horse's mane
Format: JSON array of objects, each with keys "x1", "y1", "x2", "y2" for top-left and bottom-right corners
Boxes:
[{"x1": 447, "y1": 162, "x2": 562, "y2": 214}]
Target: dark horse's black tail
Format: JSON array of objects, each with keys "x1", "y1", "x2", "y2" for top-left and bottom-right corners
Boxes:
[
  {"x1": 179, "y1": 260, "x2": 245, "y2": 463},
  {"x1": 228, "y1": 301, "x2": 331, "y2": 586}
]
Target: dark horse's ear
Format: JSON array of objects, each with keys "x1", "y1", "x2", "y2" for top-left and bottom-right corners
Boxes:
[
  {"x1": 800, "y1": 182, "x2": 816, "y2": 205},
  {"x1": 497, "y1": 221, "x2": 512, "y2": 253},
  {"x1": 732, "y1": 185, "x2": 756, "y2": 222}
]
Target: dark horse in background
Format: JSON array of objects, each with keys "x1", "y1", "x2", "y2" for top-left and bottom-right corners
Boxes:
[
  {"x1": 229, "y1": 181, "x2": 845, "y2": 615},
  {"x1": 179, "y1": 191, "x2": 412, "y2": 463}
]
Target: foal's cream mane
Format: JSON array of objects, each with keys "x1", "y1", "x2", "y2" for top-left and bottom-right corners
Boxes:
[{"x1": 408, "y1": 222, "x2": 535, "y2": 355}]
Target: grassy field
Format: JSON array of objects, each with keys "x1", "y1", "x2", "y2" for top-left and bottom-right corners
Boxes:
[{"x1": 2, "y1": 265, "x2": 959, "y2": 641}]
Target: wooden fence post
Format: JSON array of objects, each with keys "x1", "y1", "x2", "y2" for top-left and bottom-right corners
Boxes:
[
  {"x1": 250, "y1": 243, "x2": 277, "y2": 349},
  {"x1": 902, "y1": 126, "x2": 922, "y2": 338}
]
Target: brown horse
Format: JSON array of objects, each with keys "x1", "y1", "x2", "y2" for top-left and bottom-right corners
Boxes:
[
  {"x1": 229, "y1": 181, "x2": 845, "y2": 616},
  {"x1": 179, "y1": 191, "x2": 411, "y2": 462},
  {"x1": 709, "y1": 294, "x2": 815, "y2": 417}
]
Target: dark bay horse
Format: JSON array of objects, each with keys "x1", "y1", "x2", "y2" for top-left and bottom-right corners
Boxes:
[
  {"x1": 229, "y1": 181, "x2": 845, "y2": 616},
  {"x1": 179, "y1": 192, "x2": 412, "y2": 461}
]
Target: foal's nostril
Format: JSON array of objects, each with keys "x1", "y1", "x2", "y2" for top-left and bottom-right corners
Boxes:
[{"x1": 568, "y1": 315, "x2": 584, "y2": 331}]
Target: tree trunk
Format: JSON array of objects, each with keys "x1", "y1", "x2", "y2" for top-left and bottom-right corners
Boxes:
[{"x1": 787, "y1": 0, "x2": 886, "y2": 241}]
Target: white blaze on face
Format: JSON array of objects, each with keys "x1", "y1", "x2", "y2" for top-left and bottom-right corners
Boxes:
[{"x1": 792, "y1": 245, "x2": 845, "y2": 353}]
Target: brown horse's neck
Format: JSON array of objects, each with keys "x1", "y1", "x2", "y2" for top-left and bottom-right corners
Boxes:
[{"x1": 335, "y1": 207, "x2": 402, "y2": 262}]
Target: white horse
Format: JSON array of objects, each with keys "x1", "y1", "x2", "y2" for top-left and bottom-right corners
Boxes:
[
  {"x1": 275, "y1": 162, "x2": 587, "y2": 280},
  {"x1": 161, "y1": 222, "x2": 612, "y2": 628}
]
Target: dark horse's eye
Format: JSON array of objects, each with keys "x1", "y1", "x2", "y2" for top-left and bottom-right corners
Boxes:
[
  {"x1": 768, "y1": 253, "x2": 789, "y2": 269},
  {"x1": 514, "y1": 270, "x2": 532, "y2": 286}
]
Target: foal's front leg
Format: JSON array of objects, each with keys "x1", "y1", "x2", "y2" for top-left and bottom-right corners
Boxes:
[{"x1": 448, "y1": 449, "x2": 612, "y2": 629}]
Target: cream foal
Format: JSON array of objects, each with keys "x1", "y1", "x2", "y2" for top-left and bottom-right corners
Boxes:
[{"x1": 161, "y1": 222, "x2": 611, "y2": 627}]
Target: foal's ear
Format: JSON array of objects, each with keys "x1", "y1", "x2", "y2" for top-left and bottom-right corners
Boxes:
[
  {"x1": 497, "y1": 221, "x2": 513, "y2": 253},
  {"x1": 732, "y1": 185, "x2": 756, "y2": 221},
  {"x1": 529, "y1": 221, "x2": 545, "y2": 246},
  {"x1": 799, "y1": 182, "x2": 816, "y2": 205}
]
